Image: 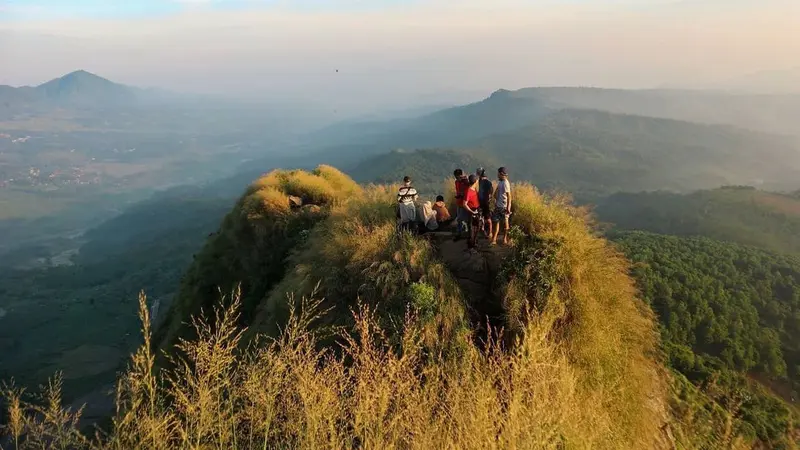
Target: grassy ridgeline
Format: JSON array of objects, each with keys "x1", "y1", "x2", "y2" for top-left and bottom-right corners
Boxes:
[
  {"x1": 152, "y1": 165, "x2": 361, "y2": 355},
  {"x1": 2, "y1": 167, "x2": 747, "y2": 448}
]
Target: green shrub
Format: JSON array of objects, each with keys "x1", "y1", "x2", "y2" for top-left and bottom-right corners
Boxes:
[{"x1": 407, "y1": 281, "x2": 437, "y2": 321}]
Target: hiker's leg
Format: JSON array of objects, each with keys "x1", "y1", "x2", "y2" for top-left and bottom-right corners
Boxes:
[
  {"x1": 455, "y1": 207, "x2": 468, "y2": 240},
  {"x1": 468, "y1": 216, "x2": 479, "y2": 248},
  {"x1": 490, "y1": 209, "x2": 501, "y2": 244},
  {"x1": 502, "y1": 216, "x2": 510, "y2": 244}
]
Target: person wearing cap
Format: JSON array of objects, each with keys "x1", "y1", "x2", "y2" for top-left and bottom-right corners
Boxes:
[
  {"x1": 463, "y1": 174, "x2": 481, "y2": 251},
  {"x1": 476, "y1": 168, "x2": 494, "y2": 238},
  {"x1": 397, "y1": 175, "x2": 418, "y2": 231},
  {"x1": 490, "y1": 167, "x2": 512, "y2": 246}
]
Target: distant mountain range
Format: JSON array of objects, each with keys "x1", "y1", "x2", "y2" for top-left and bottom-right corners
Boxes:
[
  {"x1": 0, "y1": 70, "x2": 338, "y2": 134},
  {"x1": 662, "y1": 67, "x2": 800, "y2": 95},
  {"x1": 342, "y1": 107, "x2": 800, "y2": 200},
  {"x1": 300, "y1": 86, "x2": 800, "y2": 162},
  {"x1": 0, "y1": 70, "x2": 155, "y2": 110},
  {"x1": 274, "y1": 85, "x2": 799, "y2": 200}
]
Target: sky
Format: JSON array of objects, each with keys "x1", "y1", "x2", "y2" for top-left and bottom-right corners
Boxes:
[{"x1": 1, "y1": 0, "x2": 799, "y2": 112}]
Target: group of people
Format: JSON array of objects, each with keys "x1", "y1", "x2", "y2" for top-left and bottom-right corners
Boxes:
[{"x1": 396, "y1": 167, "x2": 513, "y2": 252}]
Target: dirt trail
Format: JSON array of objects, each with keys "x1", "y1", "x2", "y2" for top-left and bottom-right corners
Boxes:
[{"x1": 426, "y1": 229, "x2": 511, "y2": 343}]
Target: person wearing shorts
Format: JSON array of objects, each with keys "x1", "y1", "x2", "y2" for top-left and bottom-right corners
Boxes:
[{"x1": 490, "y1": 167, "x2": 512, "y2": 246}]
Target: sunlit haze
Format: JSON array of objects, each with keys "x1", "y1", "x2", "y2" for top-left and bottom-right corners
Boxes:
[{"x1": 1, "y1": 0, "x2": 799, "y2": 112}]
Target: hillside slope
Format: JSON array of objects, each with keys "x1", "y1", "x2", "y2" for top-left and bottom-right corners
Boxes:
[
  {"x1": 343, "y1": 109, "x2": 800, "y2": 201},
  {"x1": 597, "y1": 186, "x2": 800, "y2": 255},
  {"x1": 144, "y1": 166, "x2": 726, "y2": 448},
  {"x1": 299, "y1": 87, "x2": 800, "y2": 159},
  {"x1": 507, "y1": 87, "x2": 800, "y2": 137},
  {"x1": 347, "y1": 148, "x2": 495, "y2": 195}
]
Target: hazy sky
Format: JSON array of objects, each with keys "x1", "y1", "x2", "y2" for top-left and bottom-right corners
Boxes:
[{"x1": 1, "y1": 0, "x2": 798, "y2": 111}]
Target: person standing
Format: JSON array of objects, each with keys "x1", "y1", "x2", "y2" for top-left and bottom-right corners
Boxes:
[
  {"x1": 452, "y1": 169, "x2": 470, "y2": 241},
  {"x1": 397, "y1": 176, "x2": 418, "y2": 231},
  {"x1": 463, "y1": 174, "x2": 481, "y2": 252},
  {"x1": 490, "y1": 167, "x2": 512, "y2": 246},
  {"x1": 477, "y1": 168, "x2": 494, "y2": 238}
]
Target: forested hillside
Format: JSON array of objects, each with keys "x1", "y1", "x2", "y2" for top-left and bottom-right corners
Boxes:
[
  {"x1": 598, "y1": 187, "x2": 800, "y2": 255},
  {"x1": 0, "y1": 189, "x2": 230, "y2": 398},
  {"x1": 614, "y1": 231, "x2": 800, "y2": 446}
]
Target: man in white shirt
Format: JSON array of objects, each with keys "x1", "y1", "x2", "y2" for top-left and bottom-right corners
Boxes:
[
  {"x1": 490, "y1": 167, "x2": 512, "y2": 246},
  {"x1": 397, "y1": 176, "x2": 418, "y2": 231}
]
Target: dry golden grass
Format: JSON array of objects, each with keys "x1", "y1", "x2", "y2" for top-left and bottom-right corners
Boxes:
[
  {"x1": 242, "y1": 186, "x2": 291, "y2": 221},
  {"x1": 245, "y1": 166, "x2": 361, "y2": 211},
  {"x1": 312, "y1": 164, "x2": 362, "y2": 197},
  {"x1": 499, "y1": 183, "x2": 664, "y2": 447},
  {"x1": 3, "y1": 288, "x2": 654, "y2": 449}
]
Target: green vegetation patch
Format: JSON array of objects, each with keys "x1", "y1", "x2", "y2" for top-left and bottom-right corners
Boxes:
[{"x1": 615, "y1": 231, "x2": 800, "y2": 445}]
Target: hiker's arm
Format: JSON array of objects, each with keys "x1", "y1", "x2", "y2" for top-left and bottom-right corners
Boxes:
[{"x1": 506, "y1": 191, "x2": 512, "y2": 214}]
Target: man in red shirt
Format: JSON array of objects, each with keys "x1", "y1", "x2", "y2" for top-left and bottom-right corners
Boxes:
[
  {"x1": 453, "y1": 169, "x2": 470, "y2": 240},
  {"x1": 463, "y1": 174, "x2": 481, "y2": 251}
]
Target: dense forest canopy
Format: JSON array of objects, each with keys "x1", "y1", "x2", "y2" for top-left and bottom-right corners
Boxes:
[{"x1": 613, "y1": 231, "x2": 800, "y2": 444}]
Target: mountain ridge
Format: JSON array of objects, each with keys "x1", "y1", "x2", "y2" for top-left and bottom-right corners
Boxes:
[
  {"x1": 35, "y1": 70, "x2": 136, "y2": 104},
  {"x1": 0, "y1": 70, "x2": 166, "y2": 110},
  {"x1": 342, "y1": 107, "x2": 800, "y2": 201}
]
